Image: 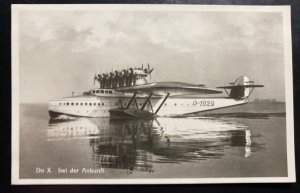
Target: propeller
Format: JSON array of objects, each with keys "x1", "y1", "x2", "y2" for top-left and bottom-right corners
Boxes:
[
  {"x1": 94, "y1": 74, "x2": 97, "y2": 85},
  {"x1": 148, "y1": 68, "x2": 154, "y2": 74},
  {"x1": 147, "y1": 63, "x2": 154, "y2": 80}
]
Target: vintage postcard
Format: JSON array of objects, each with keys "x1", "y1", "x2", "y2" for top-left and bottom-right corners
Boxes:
[{"x1": 11, "y1": 4, "x2": 295, "y2": 184}]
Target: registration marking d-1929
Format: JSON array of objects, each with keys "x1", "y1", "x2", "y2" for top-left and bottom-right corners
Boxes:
[{"x1": 193, "y1": 100, "x2": 215, "y2": 107}]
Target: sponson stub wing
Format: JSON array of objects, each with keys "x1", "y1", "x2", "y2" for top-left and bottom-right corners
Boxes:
[{"x1": 115, "y1": 82, "x2": 222, "y2": 96}]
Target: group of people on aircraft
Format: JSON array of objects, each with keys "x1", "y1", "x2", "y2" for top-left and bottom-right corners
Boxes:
[{"x1": 94, "y1": 67, "x2": 151, "y2": 88}]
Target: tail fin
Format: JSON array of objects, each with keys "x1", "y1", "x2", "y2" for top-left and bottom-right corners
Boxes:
[
  {"x1": 217, "y1": 76, "x2": 264, "y2": 100},
  {"x1": 230, "y1": 76, "x2": 250, "y2": 99}
]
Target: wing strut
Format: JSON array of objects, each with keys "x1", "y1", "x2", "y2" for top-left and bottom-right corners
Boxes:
[
  {"x1": 126, "y1": 91, "x2": 137, "y2": 109},
  {"x1": 134, "y1": 98, "x2": 139, "y2": 109},
  {"x1": 109, "y1": 92, "x2": 169, "y2": 118},
  {"x1": 155, "y1": 93, "x2": 170, "y2": 115},
  {"x1": 224, "y1": 89, "x2": 230, "y2": 97},
  {"x1": 141, "y1": 92, "x2": 153, "y2": 111},
  {"x1": 245, "y1": 87, "x2": 255, "y2": 101}
]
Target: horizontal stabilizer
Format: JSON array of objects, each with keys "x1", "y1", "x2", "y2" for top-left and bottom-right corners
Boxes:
[
  {"x1": 218, "y1": 76, "x2": 264, "y2": 99},
  {"x1": 217, "y1": 85, "x2": 264, "y2": 89}
]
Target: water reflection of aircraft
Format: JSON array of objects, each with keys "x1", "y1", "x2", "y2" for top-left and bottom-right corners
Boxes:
[
  {"x1": 48, "y1": 117, "x2": 253, "y2": 172},
  {"x1": 48, "y1": 118, "x2": 101, "y2": 140},
  {"x1": 151, "y1": 118, "x2": 253, "y2": 160}
]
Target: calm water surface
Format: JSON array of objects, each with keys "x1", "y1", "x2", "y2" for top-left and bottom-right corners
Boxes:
[{"x1": 19, "y1": 103, "x2": 287, "y2": 178}]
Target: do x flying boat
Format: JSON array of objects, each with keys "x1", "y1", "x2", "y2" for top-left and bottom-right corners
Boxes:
[{"x1": 48, "y1": 65, "x2": 263, "y2": 118}]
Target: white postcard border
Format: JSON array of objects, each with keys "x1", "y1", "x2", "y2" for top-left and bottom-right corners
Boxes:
[{"x1": 11, "y1": 4, "x2": 296, "y2": 185}]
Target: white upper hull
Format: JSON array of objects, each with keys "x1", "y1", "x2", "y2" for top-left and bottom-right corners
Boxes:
[{"x1": 48, "y1": 94, "x2": 248, "y2": 118}]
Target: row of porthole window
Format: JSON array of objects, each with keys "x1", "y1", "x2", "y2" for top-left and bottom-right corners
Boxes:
[
  {"x1": 59, "y1": 102, "x2": 106, "y2": 106},
  {"x1": 59, "y1": 102, "x2": 143, "y2": 106},
  {"x1": 58, "y1": 102, "x2": 186, "y2": 107},
  {"x1": 163, "y1": 103, "x2": 187, "y2": 106}
]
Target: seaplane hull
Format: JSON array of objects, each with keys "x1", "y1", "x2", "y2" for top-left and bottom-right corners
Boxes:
[
  {"x1": 48, "y1": 75, "x2": 262, "y2": 118},
  {"x1": 48, "y1": 95, "x2": 248, "y2": 118}
]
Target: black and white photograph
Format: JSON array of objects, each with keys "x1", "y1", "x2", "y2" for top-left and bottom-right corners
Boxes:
[{"x1": 11, "y1": 4, "x2": 295, "y2": 184}]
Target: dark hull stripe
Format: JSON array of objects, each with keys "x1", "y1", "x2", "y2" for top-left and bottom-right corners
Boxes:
[{"x1": 48, "y1": 110, "x2": 86, "y2": 118}]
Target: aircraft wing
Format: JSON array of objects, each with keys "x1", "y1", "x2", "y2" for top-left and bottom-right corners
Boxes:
[{"x1": 115, "y1": 82, "x2": 222, "y2": 96}]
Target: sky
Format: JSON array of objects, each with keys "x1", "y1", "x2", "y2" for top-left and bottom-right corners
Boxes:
[{"x1": 18, "y1": 9, "x2": 286, "y2": 103}]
